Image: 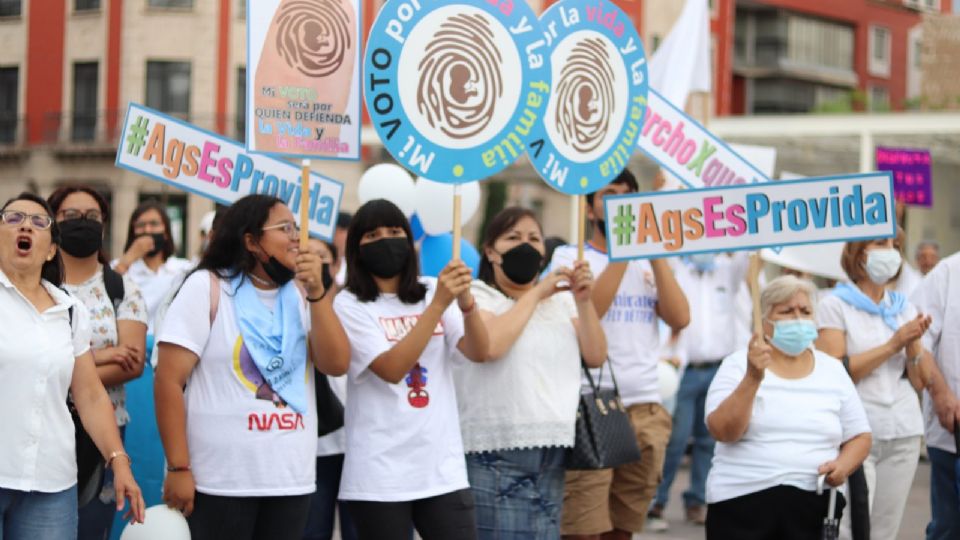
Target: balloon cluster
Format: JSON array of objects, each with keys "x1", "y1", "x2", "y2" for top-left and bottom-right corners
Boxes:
[{"x1": 357, "y1": 164, "x2": 482, "y2": 277}]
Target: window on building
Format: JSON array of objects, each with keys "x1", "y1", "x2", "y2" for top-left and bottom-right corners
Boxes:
[
  {"x1": 0, "y1": 67, "x2": 17, "y2": 143},
  {"x1": 72, "y1": 62, "x2": 98, "y2": 141},
  {"x1": 148, "y1": 0, "x2": 193, "y2": 8},
  {"x1": 236, "y1": 67, "x2": 246, "y2": 142},
  {"x1": 146, "y1": 61, "x2": 191, "y2": 118},
  {"x1": 75, "y1": 0, "x2": 100, "y2": 10},
  {"x1": 869, "y1": 26, "x2": 891, "y2": 77},
  {"x1": 869, "y1": 85, "x2": 890, "y2": 111},
  {"x1": 0, "y1": 0, "x2": 20, "y2": 16},
  {"x1": 786, "y1": 15, "x2": 854, "y2": 72}
]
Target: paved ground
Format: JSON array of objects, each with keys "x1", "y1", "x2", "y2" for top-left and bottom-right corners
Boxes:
[{"x1": 636, "y1": 460, "x2": 932, "y2": 540}]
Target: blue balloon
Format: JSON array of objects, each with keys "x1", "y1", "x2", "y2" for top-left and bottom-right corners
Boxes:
[
  {"x1": 419, "y1": 233, "x2": 480, "y2": 278},
  {"x1": 410, "y1": 214, "x2": 425, "y2": 242}
]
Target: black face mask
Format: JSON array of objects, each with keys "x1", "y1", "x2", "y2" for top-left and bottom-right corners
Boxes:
[
  {"x1": 59, "y1": 219, "x2": 103, "y2": 258},
  {"x1": 497, "y1": 243, "x2": 543, "y2": 285},
  {"x1": 262, "y1": 256, "x2": 295, "y2": 286},
  {"x1": 145, "y1": 232, "x2": 167, "y2": 257},
  {"x1": 321, "y1": 263, "x2": 334, "y2": 292},
  {"x1": 358, "y1": 237, "x2": 410, "y2": 279}
]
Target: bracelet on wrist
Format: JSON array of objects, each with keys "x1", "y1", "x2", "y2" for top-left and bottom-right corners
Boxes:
[
  {"x1": 166, "y1": 464, "x2": 191, "y2": 473},
  {"x1": 306, "y1": 295, "x2": 324, "y2": 303},
  {"x1": 107, "y1": 450, "x2": 132, "y2": 469},
  {"x1": 459, "y1": 300, "x2": 476, "y2": 315}
]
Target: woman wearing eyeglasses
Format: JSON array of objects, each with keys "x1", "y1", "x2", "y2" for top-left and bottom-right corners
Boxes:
[
  {"x1": 0, "y1": 192, "x2": 145, "y2": 539},
  {"x1": 154, "y1": 194, "x2": 350, "y2": 540},
  {"x1": 47, "y1": 186, "x2": 149, "y2": 540}
]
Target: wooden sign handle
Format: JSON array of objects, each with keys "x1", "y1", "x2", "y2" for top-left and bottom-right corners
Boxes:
[
  {"x1": 748, "y1": 253, "x2": 763, "y2": 336},
  {"x1": 299, "y1": 159, "x2": 310, "y2": 251},
  {"x1": 452, "y1": 184, "x2": 462, "y2": 261},
  {"x1": 577, "y1": 194, "x2": 586, "y2": 261}
]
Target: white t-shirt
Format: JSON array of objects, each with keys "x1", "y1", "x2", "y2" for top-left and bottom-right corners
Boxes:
[
  {"x1": 0, "y1": 270, "x2": 92, "y2": 492},
  {"x1": 63, "y1": 268, "x2": 148, "y2": 426},
  {"x1": 334, "y1": 278, "x2": 468, "y2": 501},
  {"x1": 912, "y1": 253, "x2": 960, "y2": 453},
  {"x1": 817, "y1": 291, "x2": 924, "y2": 440},
  {"x1": 674, "y1": 253, "x2": 748, "y2": 363},
  {"x1": 115, "y1": 256, "x2": 194, "y2": 332},
  {"x1": 158, "y1": 270, "x2": 317, "y2": 497},
  {"x1": 549, "y1": 244, "x2": 661, "y2": 406},
  {"x1": 453, "y1": 280, "x2": 580, "y2": 453},
  {"x1": 705, "y1": 349, "x2": 871, "y2": 504}
]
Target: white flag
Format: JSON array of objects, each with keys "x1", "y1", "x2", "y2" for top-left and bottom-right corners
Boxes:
[{"x1": 648, "y1": 0, "x2": 712, "y2": 109}]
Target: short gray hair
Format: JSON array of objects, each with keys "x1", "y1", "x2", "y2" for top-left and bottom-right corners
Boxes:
[
  {"x1": 916, "y1": 240, "x2": 940, "y2": 255},
  {"x1": 760, "y1": 275, "x2": 818, "y2": 318}
]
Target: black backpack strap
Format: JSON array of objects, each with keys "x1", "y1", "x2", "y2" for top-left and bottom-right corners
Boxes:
[{"x1": 102, "y1": 263, "x2": 125, "y2": 311}]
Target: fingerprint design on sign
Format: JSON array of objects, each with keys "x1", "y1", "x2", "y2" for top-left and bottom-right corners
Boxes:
[
  {"x1": 554, "y1": 38, "x2": 615, "y2": 153},
  {"x1": 416, "y1": 14, "x2": 503, "y2": 140},
  {"x1": 275, "y1": 0, "x2": 351, "y2": 78}
]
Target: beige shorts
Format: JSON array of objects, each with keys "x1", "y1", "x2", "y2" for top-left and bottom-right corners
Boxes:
[{"x1": 560, "y1": 402, "x2": 672, "y2": 535}]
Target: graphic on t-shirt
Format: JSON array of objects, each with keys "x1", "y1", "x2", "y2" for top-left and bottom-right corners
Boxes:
[
  {"x1": 379, "y1": 315, "x2": 444, "y2": 342},
  {"x1": 405, "y1": 363, "x2": 429, "y2": 408},
  {"x1": 232, "y1": 336, "x2": 287, "y2": 408}
]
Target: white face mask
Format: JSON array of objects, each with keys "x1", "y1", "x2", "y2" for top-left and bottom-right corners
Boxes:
[{"x1": 865, "y1": 248, "x2": 902, "y2": 284}]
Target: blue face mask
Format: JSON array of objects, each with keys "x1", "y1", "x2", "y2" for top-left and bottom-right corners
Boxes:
[
  {"x1": 687, "y1": 253, "x2": 716, "y2": 272},
  {"x1": 766, "y1": 319, "x2": 818, "y2": 356}
]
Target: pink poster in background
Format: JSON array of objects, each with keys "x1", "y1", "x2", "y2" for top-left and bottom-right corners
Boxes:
[{"x1": 876, "y1": 146, "x2": 932, "y2": 208}]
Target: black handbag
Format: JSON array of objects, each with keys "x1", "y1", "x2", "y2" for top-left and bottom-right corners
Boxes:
[
  {"x1": 315, "y1": 373, "x2": 344, "y2": 437},
  {"x1": 565, "y1": 360, "x2": 643, "y2": 470}
]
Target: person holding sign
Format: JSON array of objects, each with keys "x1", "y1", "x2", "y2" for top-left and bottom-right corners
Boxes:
[
  {"x1": 704, "y1": 275, "x2": 872, "y2": 539},
  {"x1": 453, "y1": 207, "x2": 606, "y2": 539},
  {"x1": 155, "y1": 195, "x2": 349, "y2": 540},
  {"x1": 333, "y1": 199, "x2": 488, "y2": 540},
  {"x1": 549, "y1": 169, "x2": 690, "y2": 539},
  {"x1": 817, "y1": 236, "x2": 954, "y2": 540}
]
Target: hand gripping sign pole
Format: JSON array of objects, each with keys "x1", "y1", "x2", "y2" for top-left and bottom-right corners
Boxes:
[
  {"x1": 364, "y1": 0, "x2": 549, "y2": 262},
  {"x1": 528, "y1": 0, "x2": 649, "y2": 262}
]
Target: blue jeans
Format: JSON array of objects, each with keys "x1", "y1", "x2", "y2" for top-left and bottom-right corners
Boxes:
[
  {"x1": 466, "y1": 447, "x2": 566, "y2": 540},
  {"x1": 0, "y1": 484, "x2": 78, "y2": 540},
  {"x1": 302, "y1": 454, "x2": 357, "y2": 540},
  {"x1": 927, "y1": 446, "x2": 960, "y2": 540},
  {"x1": 654, "y1": 362, "x2": 719, "y2": 510}
]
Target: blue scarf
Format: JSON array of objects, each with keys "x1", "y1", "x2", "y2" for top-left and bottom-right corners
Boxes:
[
  {"x1": 232, "y1": 275, "x2": 308, "y2": 413},
  {"x1": 831, "y1": 281, "x2": 906, "y2": 331}
]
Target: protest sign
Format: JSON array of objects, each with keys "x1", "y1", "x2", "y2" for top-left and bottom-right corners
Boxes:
[
  {"x1": 637, "y1": 88, "x2": 771, "y2": 188},
  {"x1": 247, "y1": 0, "x2": 361, "y2": 160},
  {"x1": 603, "y1": 172, "x2": 895, "y2": 261},
  {"x1": 876, "y1": 146, "x2": 932, "y2": 207},
  {"x1": 527, "y1": 0, "x2": 649, "y2": 195},
  {"x1": 363, "y1": 0, "x2": 548, "y2": 183},
  {"x1": 116, "y1": 103, "x2": 344, "y2": 241}
]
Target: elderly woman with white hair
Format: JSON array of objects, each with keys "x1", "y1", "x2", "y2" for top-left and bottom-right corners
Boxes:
[{"x1": 703, "y1": 275, "x2": 872, "y2": 540}]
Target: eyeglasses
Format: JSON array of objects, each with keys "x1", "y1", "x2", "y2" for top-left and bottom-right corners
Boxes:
[
  {"x1": 1, "y1": 211, "x2": 54, "y2": 230},
  {"x1": 58, "y1": 209, "x2": 103, "y2": 222},
  {"x1": 262, "y1": 221, "x2": 300, "y2": 239},
  {"x1": 133, "y1": 219, "x2": 164, "y2": 230}
]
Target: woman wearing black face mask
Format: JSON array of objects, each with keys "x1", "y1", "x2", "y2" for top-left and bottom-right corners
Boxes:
[
  {"x1": 451, "y1": 207, "x2": 606, "y2": 539},
  {"x1": 154, "y1": 195, "x2": 350, "y2": 540},
  {"x1": 333, "y1": 199, "x2": 488, "y2": 540},
  {"x1": 48, "y1": 185, "x2": 150, "y2": 540}
]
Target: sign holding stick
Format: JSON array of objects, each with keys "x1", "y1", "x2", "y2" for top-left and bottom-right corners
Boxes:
[
  {"x1": 116, "y1": 103, "x2": 344, "y2": 241},
  {"x1": 299, "y1": 159, "x2": 311, "y2": 250},
  {"x1": 603, "y1": 172, "x2": 896, "y2": 262}
]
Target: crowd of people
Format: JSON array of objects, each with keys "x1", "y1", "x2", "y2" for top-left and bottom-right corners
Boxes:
[{"x1": 0, "y1": 169, "x2": 958, "y2": 540}]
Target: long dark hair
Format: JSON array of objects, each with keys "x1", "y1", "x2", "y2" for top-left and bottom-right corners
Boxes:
[
  {"x1": 345, "y1": 199, "x2": 425, "y2": 304},
  {"x1": 195, "y1": 194, "x2": 282, "y2": 282},
  {"x1": 2, "y1": 192, "x2": 65, "y2": 286},
  {"x1": 123, "y1": 200, "x2": 175, "y2": 260},
  {"x1": 478, "y1": 207, "x2": 542, "y2": 287},
  {"x1": 47, "y1": 184, "x2": 111, "y2": 264}
]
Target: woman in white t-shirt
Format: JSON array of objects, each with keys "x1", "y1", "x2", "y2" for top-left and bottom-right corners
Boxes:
[
  {"x1": 48, "y1": 185, "x2": 149, "y2": 540},
  {"x1": 0, "y1": 192, "x2": 145, "y2": 537},
  {"x1": 817, "y1": 236, "x2": 952, "y2": 540},
  {"x1": 452, "y1": 207, "x2": 605, "y2": 539},
  {"x1": 154, "y1": 194, "x2": 350, "y2": 540},
  {"x1": 333, "y1": 199, "x2": 488, "y2": 540},
  {"x1": 705, "y1": 275, "x2": 871, "y2": 539}
]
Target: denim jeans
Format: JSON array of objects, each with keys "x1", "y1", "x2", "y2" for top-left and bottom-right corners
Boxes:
[
  {"x1": 926, "y1": 446, "x2": 960, "y2": 540},
  {"x1": 654, "y1": 362, "x2": 719, "y2": 510},
  {"x1": 302, "y1": 454, "x2": 357, "y2": 540},
  {"x1": 466, "y1": 446, "x2": 566, "y2": 540},
  {"x1": 0, "y1": 484, "x2": 78, "y2": 540}
]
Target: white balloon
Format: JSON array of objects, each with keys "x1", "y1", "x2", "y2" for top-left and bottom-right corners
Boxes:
[
  {"x1": 119, "y1": 505, "x2": 191, "y2": 540},
  {"x1": 658, "y1": 361, "x2": 680, "y2": 401},
  {"x1": 414, "y1": 178, "x2": 481, "y2": 236},
  {"x1": 358, "y1": 164, "x2": 417, "y2": 217}
]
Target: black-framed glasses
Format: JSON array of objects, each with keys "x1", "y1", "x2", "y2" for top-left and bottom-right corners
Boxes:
[
  {"x1": 1, "y1": 211, "x2": 54, "y2": 230},
  {"x1": 58, "y1": 209, "x2": 103, "y2": 222},
  {"x1": 262, "y1": 221, "x2": 300, "y2": 239}
]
